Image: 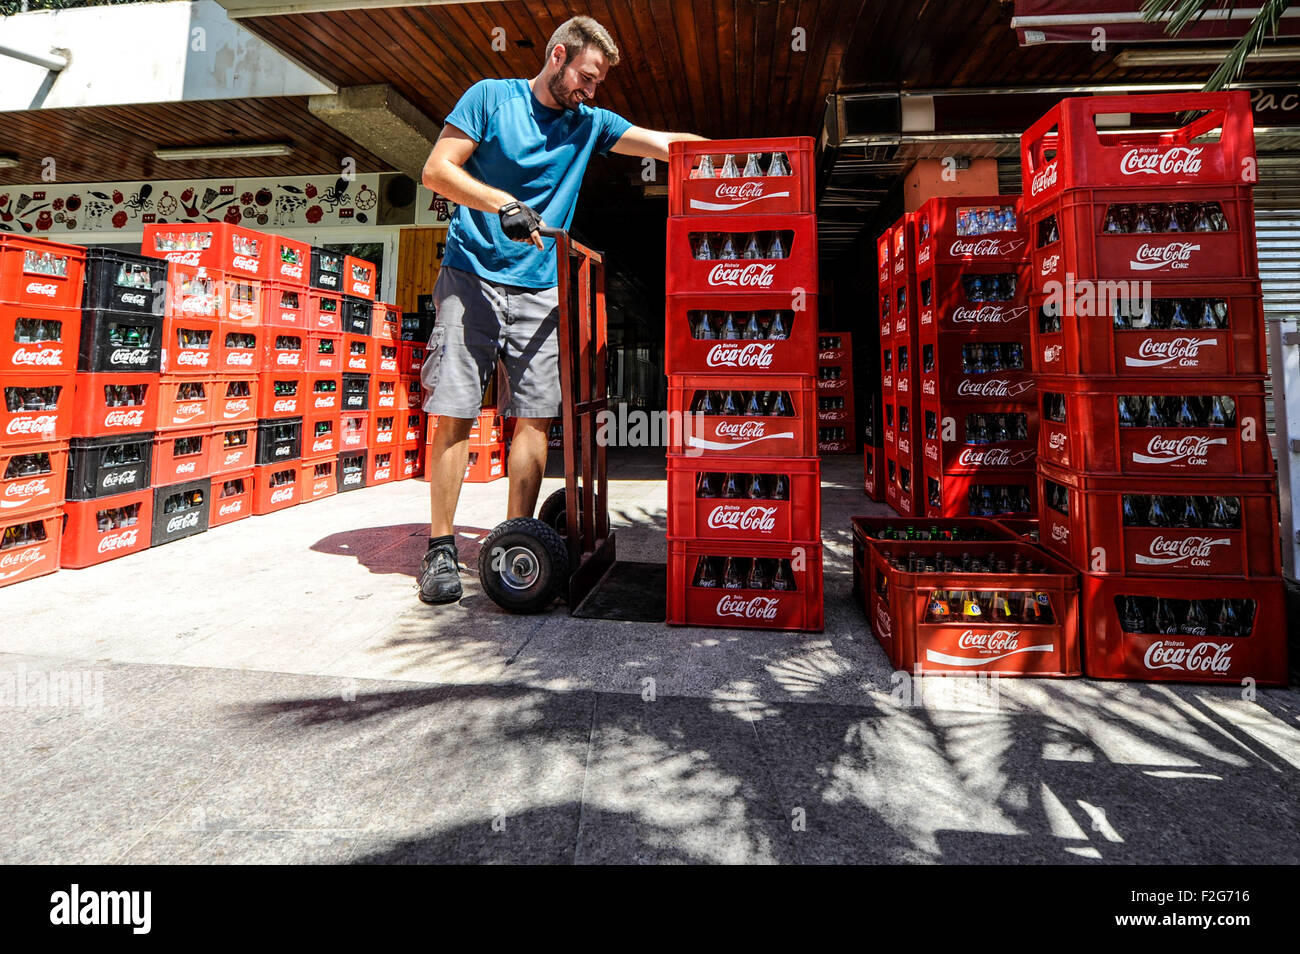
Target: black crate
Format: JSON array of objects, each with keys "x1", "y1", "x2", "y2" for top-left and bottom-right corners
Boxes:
[
  {"x1": 401, "y1": 311, "x2": 434, "y2": 342},
  {"x1": 310, "y1": 247, "x2": 344, "y2": 292},
  {"x1": 66, "y1": 433, "x2": 155, "y2": 500},
  {"x1": 82, "y1": 247, "x2": 167, "y2": 314},
  {"x1": 337, "y1": 449, "x2": 367, "y2": 493},
  {"x1": 342, "y1": 296, "x2": 373, "y2": 336},
  {"x1": 255, "y1": 416, "x2": 303, "y2": 465},
  {"x1": 342, "y1": 373, "x2": 370, "y2": 411},
  {"x1": 78, "y1": 308, "x2": 164, "y2": 373},
  {"x1": 151, "y1": 478, "x2": 210, "y2": 547}
]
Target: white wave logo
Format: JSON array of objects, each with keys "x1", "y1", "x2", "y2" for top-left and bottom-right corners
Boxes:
[
  {"x1": 952, "y1": 305, "x2": 1028, "y2": 325},
  {"x1": 948, "y1": 238, "x2": 1027, "y2": 258},
  {"x1": 955, "y1": 378, "x2": 1033, "y2": 399},
  {"x1": 102, "y1": 469, "x2": 137, "y2": 488},
  {"x1": 2, "y1": 478, "x2": 48, "y2": 504},
  {"x1": 705, "y1": 343, "x2": 775, "y2": 369},
  {"x1": 223, "y1": 399, "x2": 249, "y2": 418},
  {"x1": 96, "y1": 529, "x2": 138, "y2": 554},
  {"x1": 0, "y1": 547, "x2": 44, "y2": 577},
  {"x1": 1030, "y1": 161, "x2": 1058, "y2": 196},
  {"x1": 170, "y1": 402, "x2": 203, "y2": 423},
  {"x1": 1126, "y1": 336, "x2": 1218, "y2": 368},
  {"x1": 1120, "y1": 146, "x2": 1204, "y2": 178},
  {"x1": 25, "y1": 282, "x2": 57, "y2": 297},
  {"x1": 689, "y1": 180, "x2": 788, "y2": 212},
  {"x1": 706, "y1": 263, "x2": 777, "y2": 288},
  {"x1": 104, "y1": 409, "x2": 145, "y2": 428},
  {"x1": 687, "y1": 420, "x2": 794, "y2": 452},
  {"x1": 925, "y1": 630, "x2": 1055, "y2": 666},
  {"x1": 1130, "y1": 242, "x2": 1201, "y2": 272},
  {"x1": 1143, "y1": 640, "x2": 1232, "y2": 673},
  {"x1": 1040, "y1": 254, "x2": 1060, "y2": 275},
  {"x1": 1132, "y1": 434, "x2": 1227, "y2": 466},
  {"x1": 955, "y1": 447, "x2": 1034, "y2": 468},
  {"x1": 715, "y1": 594, "x2": 781, "y2": 620},
  {"x1": 166, "y1": 511, "x2": 200, "y2": 533},
  {"x1": 1134, "y1": 534, "x2": 1232, "y2": 567},
  {"x1": 109, "y1": 348, "x2": 150, "y2": 366}
]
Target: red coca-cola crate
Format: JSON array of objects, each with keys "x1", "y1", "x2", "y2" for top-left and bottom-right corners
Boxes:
[
  {"x1": 1021, "y1": 91, "x2": 1256, "y2": 212},
  {"x1": 666, "y1": 538, "x2": 823, "y2": 632},
  {"x1": 1038, "y1": 376, "x2": 1272, "y2": 477},
  {"x1": 256, "y1": 372, "x2": 305, "y2": 420},
  {"x1": 465, "y1": 443, "x2": 505, "y2": 482},
  {"x1": 223, "y1": 276, "x2": 262, "y2": 327},
  {"x1": 880, "y1": 343, "x2": 894, "y2": 396},
  {"x1": 60, "y1": 489, "x2": 152, "y2": 568},
  {"x1": 209, "y1": 469, "x2": 254, "y2": 527},
  {"x1": 399, "y1": 443, "x2": 424, "y2": 480},
  {"x1": 258, "y1": 282, "x2": 307, "y2": 329},
  {"x1": 2, "y1": 373, "x2": 75, "y2": 447},
  {"x1": 373, "y1": 303, "x2": 400, "y2": 343},
  {"x1": 863, "y1": 446, "x2": 882, "y2": 501},
  {"x1": 339, "y1": 411, "x2": 368, "y2": 452},
  {"x1": 343, "y1": 334, "x2": 371, "y2": 374},
  {"x1": 160, "y1": 315, "x2": 218, "y2": 376},
  {"x1": 1029, "y1": 282, "x2": 1266, "y2": 378},
  {"x1": 817, "y1": 401, "x2": 854, "y2": 427},
  {"x1": 0, "y1": 302, "x2": 82, "y2": 376},
  {"x1": 397, "y1": 376, "x2": 423, "y2": 411},
  {"x1": 918, "y1": 332, "x2": 1034, "y2": 405},
  {"x1": 400, "y1": 411, "x2": 425, "y2": 445},
  {"x1": 890, "y1": 213, "x2": 917, "y2": 283},
  {"x1": 1079, "y1": 572, "x2": 1286, "y2": 685},
  {"x1": 924, "y1": 465, "x2": 1038, "y2": 520},
  {"x1": 816, "y1": 332, "x2": 851, "y2": 364},
  {"x1": 374, "y1": 341, "x2": 400, "y2": 375},
  {"x1": 668, "y1": 137, "x2": 814, "y2": 217},
  {"x1": 251, "y1": 462, "x2": 300, "y2": 515},
  {"x1": 165, "y1": 262, "x2": 226, "y2": 320},
  {"x1": 860, "y1": 539, "x2": 1080, "y2": 676},
  {"x1": 155, "y1": 377, "x2": 212, "y2": 432},
  {"x1": 267, "y1": 235, "x2": 310, "y2": 287},
  {"x1": 665, "y1": 213, "x2": 817, "y2": 296},
  {"x1": 306, "y1": 290, "x2": 343, "y2": 333},
  {"x1": 210, "y1": 424, "x2": 255, "y2": 476},
  {"x1": 0, "y1": 507, "x2": 61, "y2": 587},
  {"x1": 892, "y1": 277, "x2": 918, "y2": 344},
  {"x1": 369, "y1": 375, "x2": 399, "y2": 415},
  {"x1": 400, "y1": 341, "x2": 426, "y2": 376},
  {"x1": 344, "y1": 256, "x2": 377, "y2": 300},
  {"x1": 917, "y1": 262, "x2": 1031, "y2": 335},
  {"x1": 920, "y1": 402, "x2": 1038, "y2": 474},
  {"x1": 0, "y1": 237, "x2": 86, "y2": 309},
  {"x1": 878, "y1": 287, "x2": 891, "y2": 343},
  {"x1": 368, "y1": 448, "x2": 396, "y2": 485},
  {"x1": 144, "y1": 222, "x2": 277, "y2": 280},
  {"x1": 214, "y1": 376, "x2": 257, "y2": 425},
  {"x1": 301, "y1": 458, "x2": 337, "y2": 501},
  {"x1": 151, "y1": 427, "x2": 209, "y2": 486},
  {"x1": 0, "y1": 440, "x2": 67, "y2": 517},
  {"x1": 815, "y1": 371, "x2": 852, "y2": 400},
  {"x1": 1038, "y1": 461, "x2": 1280, "y2": 578},
  {"x1": 1029, "y1": 186, "x2": 1256, "y2": 289},
  {"x1": 305, "y1": 372, "x2": 341, "y2": 416},
  {"x1": 884, "y1": 451, "x2": 900, "y2": 512},
  {"x1": 889, "y1": 449, "x2": 923, "y2": 519},
  {"x1": 368, "y1": 412, "x2": 397, "y2": 450},
  {"x1": 303, "y1": 412, "x2": 338, "y2": 460},
  {"x1": 817, "y1": 429, "x2": 856, "y2": 455},
  {"x1": 877, "y1": 230, "x2": 891, "y2": 288},
  {"x1": 915, "y1": 196, "x2": 1029, "y2": 268},
  {"x1": 667, "y1": 374, "x2": 816, "y2": 458},
  {"x1": 216, "y1": 321, "x2": 260, "y2": 375},
  {"x1": 261, "y1": 328, "x2": 306, "y2": 374},
  {"x1": 667, "y1": 455, "x2": 819, "y2": 543},
  {"x1": 307, "y1": 332, "x2": 343, "y2": 374},
  {"x1": 70, "y1": 373, "x2": 158, "y2": 439}
]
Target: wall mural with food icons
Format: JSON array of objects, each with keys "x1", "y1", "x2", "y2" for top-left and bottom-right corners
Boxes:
[{"x1": 0, "y1": 174, "x2": 383, "y2": 236}]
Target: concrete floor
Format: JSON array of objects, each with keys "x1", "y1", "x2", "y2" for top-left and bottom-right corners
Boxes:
[{"x1": 1, "y1": 452, "x2": 1297, "y2": 864}]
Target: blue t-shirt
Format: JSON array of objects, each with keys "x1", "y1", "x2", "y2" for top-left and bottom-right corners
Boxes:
[{"x1": 440, "y1": 78, "x2": 632, "y2": 289}]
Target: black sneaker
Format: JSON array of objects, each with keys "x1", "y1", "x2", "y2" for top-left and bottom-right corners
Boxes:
[{"x1": 418, "y1": 542, "x2": 462, "y2": 604}]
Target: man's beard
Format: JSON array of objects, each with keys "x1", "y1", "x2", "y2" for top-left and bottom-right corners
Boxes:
[{"x1": 547, "y1": 71, "x2": 582, "y2": 111}]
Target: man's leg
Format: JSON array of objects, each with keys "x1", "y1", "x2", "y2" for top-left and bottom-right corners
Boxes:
[
  {"x1": 429, "y1": 415, "x2": 475, "y2": 536},
  {"x1": 506, "y1": 417, "x2": 553, "y2": 520}
]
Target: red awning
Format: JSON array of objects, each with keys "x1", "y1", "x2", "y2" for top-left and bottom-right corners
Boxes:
[{"x1": 1012, "y1": 0, "x2": 1300, "y2": 46}]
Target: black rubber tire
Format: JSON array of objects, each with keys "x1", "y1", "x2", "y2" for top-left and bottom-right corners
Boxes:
[
  {"x1": 537, "y1": 486, "x2": 582, "y2": 536},
  {"x1": 477, "y1": 517, "x2": 570, "y2": 613}
]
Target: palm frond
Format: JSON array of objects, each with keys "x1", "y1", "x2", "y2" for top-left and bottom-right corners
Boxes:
[{"x1": 1142, "y1": 0, "x2": 1291, "y2": 91}]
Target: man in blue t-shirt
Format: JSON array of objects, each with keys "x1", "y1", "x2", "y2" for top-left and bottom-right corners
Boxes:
[{"x1": 416, "y1": 15, "x2": 706, "y2": 604}]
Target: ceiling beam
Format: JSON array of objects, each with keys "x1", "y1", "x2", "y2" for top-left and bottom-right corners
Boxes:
[{"x1": 216, "y1": 0, "x2": 498, "y2": 18}]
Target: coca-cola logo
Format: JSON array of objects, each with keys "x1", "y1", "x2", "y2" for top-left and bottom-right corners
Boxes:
[
  {"x1": 344, "y1": 472, "x2": 361, "y2": 485},
  {"x1": 279, "y1": 311, "x2": 298, "y2": 323},
  {"x1": 271, "y1": 487, "x2": 293, "y2": 503},
  {"x1": 172, "y1": 402, "x2": 203, "y2": 422},
  {"x1": 314, "y1": 397, "x2": 334, "y2": 410},
  {"x1": 1030, "y1": 161, "x2": 1058, "y2": 196},
  {"x1": 176, "y1": 461, "x2": 196, "y2": 474},
  {"x1": 376, "y1": 466, "x2": 392, "y2": 480},
  {"x1": 1051, "y1": 522, "x2": 1069, "y2": 543},
  {"x1": 312, "y1": 438, "x2": 332, "y2": 452},
  {"x1": 109, "y1": 348, "x2": 150, "y2": 366},
  {"x1": 218, "y1": 501, "x2": 243, "y2": 516},
  {"x1": 705, "y1": 343, "x2": 775, "y2": 369},
  {"x1": 706, "y1": 505, "x2": 780, "y2": 533},
  {"x1": 273, "y1": 444, "x2": 292, "y2": 458},
  {"x1": 378, "y1": 396, "x2": 395, "y2": 408},
  {"x1": 348, "y1": 357, "x2": 366, "y2": 369},
  {"x1": 7, "y1": 415, "x2": 56, "y2": 436},
  {"x1": 874, "y1": 602, "x2": 892, "y2": 639},
  {"x1": 1040, "y1": 254, "x2": 1060, "y2": 275},
  {"x1": 224, "y1": 452, "x2": 242, "y2": 465},
  {"x1": 10, "y1": 347, "x2": 63, "y2": 367},
  {"x1": 25, "y1": 281, "x2": 58, "y2": 297},
  {"x1": 354, "y1": 281, "x2": 372, "y2": 296},
  {"x1": 716, "y1": 421, "x2": 766, "y2": 440},
  {"x1": 1130, "y1": 242, "x2": 1201, "y2": 272},
  {"x1": 897, "y1": 437, "x2": 910, "y2": 455},
  {"x1": 898, "y1": 377, "x2": 909, "y2": 393},
  {"x1": 948, "y1": 238, "x2": 1027, "y2": 258},
  {"x1": 1120, "y1": 146, "x2": 1204, "y2": 178},
  {"x1": 96, "y1": 529, "x2": 138, "y2": 553},
  {"x1": 102, "y1": 469, "x2": 137, "y2": 488},
  {"x1": 951, "y1": 305, "x2": 1028, "y2": 325},
  {"x1": 1132, "y1": 434, "x2": 1228, "y2": 466},
  {"x1": 956, "y1": 629, "x2": 1021, "y2": 651},
  {"x1": 1126, "y1": 336, "x2": 1218, "y2": 368},
  {"x1": 715, "y1": 594, "x2": 781, "y2": 620},
  {"x1": 882, "y1": 374, "x2": 892, "y2": 389},
  {"x1": 894, "y1": 258, "x2": 905, "y2": 276},
  {"x1": 1048, "y1": 432, "x2": 1067, "y2": 451},
  {"x1": 819, "y1": 379, "x2": 848, "y2": 391},
  {"x1": 104, "y1": 409, "x2": 146, "y2": 428},
  {"x1": 120, "y1": 292, "x2": 147, "y2": 307},
  {"x1": 225, "y1": 352, "x2": 254, "y2": 367},
  {"x1": 281, "y1": 263, "x2": 304, "y2": 280},
  {"x1": 166, "y1": 251, "x2": 203, "y2": 266},
  {"x1": 924, "y1": 443, "x2": 937, "y2": 462},
  {"x1": 273, "y1": 399, "x2": 296, "y2": 413},
  {"x1": 918, "y1": 247, "x2": 931, "y2": 266},
  {"x1": 1134, "y1": 534, "x2": 1232, "y2": 567},
  {"x1": 1043, "y1": 344, "x2": 1063, "y2": 364},
  {"x1": 0, "y1": 546, "x2": 44, "y2": 572},
  {"x1": 3, "y1": 478, "x2": 48, "y2": 501},
  {"x1": 278, "y1": 353, "x2": 301, "y2": 367},
  {"x1": 955, "y1": 447, "x2": 1034, "y2": 467},
  {"x1": 1143, "y1": 640, "x2": 1232, "y2": 673},
  {"x1": 955, "y1": 378, "x2": 1033, "y2": 399},
  {"x1": 715, "y1": 181, "x2": 764, "y2": 200},
  {"x1": 376, "y1": 431, "x2": 392, "y2": 443},
  {"x1": 166, "y1": 511, "x2": 200, "y2": 533},
  {"x1": 232, "y1": 254, "x2": 260, "y2": 272},
  {"x1": 223, "y1": 399, "x2": 249, "y2": 418},
  {"x1": 706, "y1": 263, "x2": 777, "y2": 288},
  {"x1": 177, "y1": 350, "x2": 207, "y2": 366}
]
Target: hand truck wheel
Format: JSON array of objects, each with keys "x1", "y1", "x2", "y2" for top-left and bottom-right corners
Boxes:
[
  {"x1": 537, "y1": 486, "x2": 583, "y2": 536},
  {"x1": 477, "y1": 517, "x2": 571, "y2": 613}
]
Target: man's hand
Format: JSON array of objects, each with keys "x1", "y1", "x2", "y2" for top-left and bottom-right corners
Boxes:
[{"x1": 499, "y1": 200, "x2": 545, "y2": 250}]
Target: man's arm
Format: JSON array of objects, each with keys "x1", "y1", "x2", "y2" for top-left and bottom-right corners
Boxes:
[
  {"x1": 609, "y1": 126, "x2": 709, "y2": 163},
  {"x1": 421, "y1": 124, "x2": 544, "y2": 250}
]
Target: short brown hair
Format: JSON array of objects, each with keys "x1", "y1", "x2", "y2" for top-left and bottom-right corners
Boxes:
[{"x1": 546, "y1": 15, "x2": 620, "y2": 67}]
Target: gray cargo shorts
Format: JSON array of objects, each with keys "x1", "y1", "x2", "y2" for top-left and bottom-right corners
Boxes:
[{"x1": 421, "y1": 265, "x2": 561, "y2": 419}]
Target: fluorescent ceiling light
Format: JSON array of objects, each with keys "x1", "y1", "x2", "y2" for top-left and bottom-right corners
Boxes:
[
  {"x1": 153, "y1": 143, "x2": 294, "y2": 161},
  {"x1": 0, "y1": 156, "x2": 19, "y2": 169},
  {"x1": 1116, "y1": 46, "x2": 1300, "y2": 67}
]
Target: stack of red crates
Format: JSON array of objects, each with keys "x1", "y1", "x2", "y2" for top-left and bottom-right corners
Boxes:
[
  {"x1": 881, "y1": 214, "x2": 919, "y2": 515},
  {"x1": 1020, "y1": 91, "x2": 1286, "y2": 685},
  {"x1": 914, "y1": 195, "x2": 1037, "y2": 521},
  {"x1": 663, "y1": 137, "x2": 824, "y2": 631},
  {"x1": 0, "y1": 237, "x2": 85, "y2": 585},
  {"x1": 816, "y1": 331, "x2": 855, "y2": 454},
  {"x1": 864, "y1": 233, "x2": 891, "y2": 501}
]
